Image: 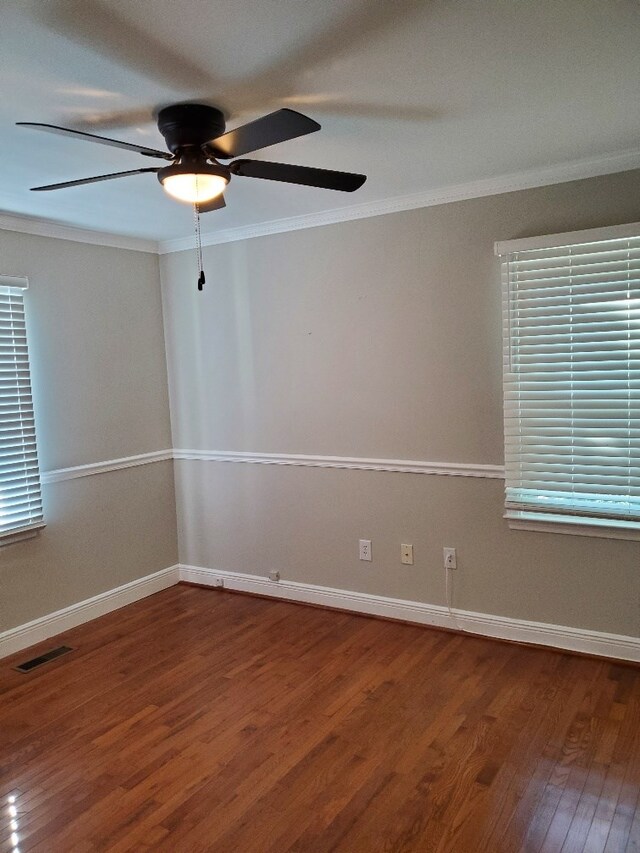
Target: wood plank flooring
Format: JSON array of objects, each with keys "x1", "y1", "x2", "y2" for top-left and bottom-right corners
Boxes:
[{"x1": 1, "y1": 585, "x2": 639, "y2": 852}]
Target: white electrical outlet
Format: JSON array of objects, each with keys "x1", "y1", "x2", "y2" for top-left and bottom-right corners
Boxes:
[
  {"x1": 443, "y1": 547, "x2": 457, "y2": 569},
  {"x1": 359, "y1": 539, "x2": 372, "y2": 561},
  {"x1": 401, "y1": 544, "x2": 414, "y2": 565},
  {"x1": 268, "y1": 570, "x2": 280, "y2": 582}
]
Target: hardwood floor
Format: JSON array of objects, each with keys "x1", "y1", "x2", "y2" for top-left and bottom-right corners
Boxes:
[{"x1": 1, "y1": 585, "x2": 639, "y2": 852}]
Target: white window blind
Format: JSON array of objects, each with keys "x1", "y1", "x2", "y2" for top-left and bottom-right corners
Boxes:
[
  {"x1": 0, "y1": 275, "x2": 44, "y2": 542},
  {"x1": 501, "y1": 227, "x2": 640, "y2": 532}
]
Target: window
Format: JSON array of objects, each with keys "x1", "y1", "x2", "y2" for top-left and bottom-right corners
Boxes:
[
  {"x1": 497, "y1": 222, "x2": 640, "y2": 538},
  {"x1": 0, "y1": 274, "x2": 44, "y2": 544}
]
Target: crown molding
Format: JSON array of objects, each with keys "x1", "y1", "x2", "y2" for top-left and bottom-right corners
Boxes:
[
  {"x1": 2, "y1": 147, "x2": 640, "y2": 255},
  {"x1": 158, "y1": 147, "x2": 640, "y2": 254},
  {"x1": 0, "y1": 211, "x2": 158, "y2": 253}
]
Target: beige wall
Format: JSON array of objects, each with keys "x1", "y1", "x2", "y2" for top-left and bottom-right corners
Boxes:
[
  {"x1": 0, "y1": 231, "x2": 178, "y2": 632},
  {"x1": 161, "y1": 170, "x2": 640, "y2": 638}
]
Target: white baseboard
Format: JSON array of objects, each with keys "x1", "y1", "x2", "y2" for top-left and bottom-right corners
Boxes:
[
  {"x1": 0, "y1": 565, "x2": 180, "y2": 660},
  {"x1": 4, "y1": 563, "x2": 637, "y2": 664},
  {"x1": 179, "y1": 565, "x2": 640, "y2": 663}
]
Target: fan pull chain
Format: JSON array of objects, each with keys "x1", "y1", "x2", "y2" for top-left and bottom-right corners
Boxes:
[{"x1": 193, "y1": 177, "x2": 205, "y2": 291}]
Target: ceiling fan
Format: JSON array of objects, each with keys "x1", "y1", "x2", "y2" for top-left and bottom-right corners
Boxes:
[{"x1": 17, "y1": 103, "x2": 367, "y2": 212}]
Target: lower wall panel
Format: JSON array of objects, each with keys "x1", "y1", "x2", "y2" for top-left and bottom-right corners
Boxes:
[
  {"x1": 0, "y1": 460, "x2": 179, "y2": 633},
  {"x1": 3, "y1": 454, "x2": 638, "y2": 661},
  {"x1": 175, "y1": 459, "x2": 640, "y2": 641}
]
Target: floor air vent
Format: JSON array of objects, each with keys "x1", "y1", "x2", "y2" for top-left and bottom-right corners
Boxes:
[{"x1": 13, "y1": 645, "x2": 74, "y2": 673}]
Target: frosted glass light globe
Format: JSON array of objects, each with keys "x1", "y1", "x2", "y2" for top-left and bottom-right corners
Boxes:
[{"x1": 162, "y1": 172, "x2": 227, "y2": 204}]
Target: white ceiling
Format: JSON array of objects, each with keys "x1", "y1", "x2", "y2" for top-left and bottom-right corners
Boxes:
[{"x1": 1, "y1": 0, "x2": 639, "y2": 242}]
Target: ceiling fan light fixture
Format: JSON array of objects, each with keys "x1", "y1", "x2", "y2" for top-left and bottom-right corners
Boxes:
[
  {"x1": 162, "y1": 172, "x2": 227, "y2": 203},
  {"x1": 158, "y1": 159, "x2": 229, "y2": 204}
]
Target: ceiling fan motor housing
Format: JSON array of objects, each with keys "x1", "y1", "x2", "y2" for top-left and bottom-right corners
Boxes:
[{"x1": 157, "y1": 104, "x2": 226, "y2": 155}]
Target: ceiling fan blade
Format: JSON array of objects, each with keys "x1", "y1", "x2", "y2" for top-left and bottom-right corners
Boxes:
[
  {"x1": 229, "y1": 160, "x2": 366, "y2": 192},
  {"x1": 30, "y1": 168, "x2": 160, "y2": 192},
  {"x1": 31, "y1": 0, "x2": 215, "y2": 92},
  {"x1": 68, "y1": 106, "x2": 157, "y2": 133},
  {"x1": 17, "y1": 123, "x2": 173, "y2": 160},
  {"x1": 220, "y1": 0, "x2": 429, "y2": 117},
  {"x1": 207, "y1": 109, "x2": 320, "y2": 159},
  {"x1": 197, "y1": 195, "x2": 226, "y2": 214}
]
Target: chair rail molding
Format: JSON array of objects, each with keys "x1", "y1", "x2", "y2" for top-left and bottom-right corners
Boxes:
[
  {"x1": 173, "y1": 449, "x2": 505, "y2": 479},
  {"x1": 42, "y1": 450, "x2": 174, "y2": 484}
]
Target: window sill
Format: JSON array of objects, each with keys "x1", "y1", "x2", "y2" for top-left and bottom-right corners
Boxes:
[
  {"x1": 0, "y1": 523, "x2": 46, "y2": 547},
  {"x1": 506, "y1": 512, "x2": 640, "y2": 541}
]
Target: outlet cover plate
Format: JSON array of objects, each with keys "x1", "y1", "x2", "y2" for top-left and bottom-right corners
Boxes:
[
  {"x1": 401, "y1": 544, "x2": 414, "y2": 565},
  {"x1": 359, "y1": 539, "x2": 372, "y2": 561},
  {"x1": 443, "y1": 547, "x2": 457, "y2": 569}
]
